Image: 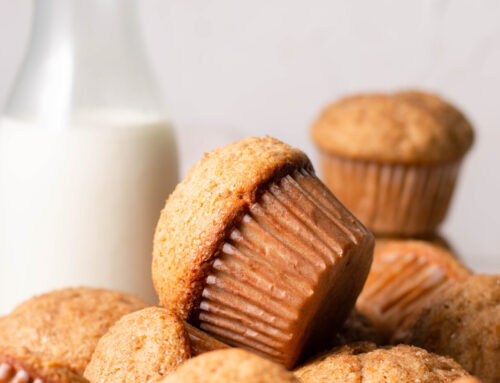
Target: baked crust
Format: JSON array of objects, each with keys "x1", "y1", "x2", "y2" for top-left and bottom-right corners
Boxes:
[
  {"x1": 294, "y1": 342, "x2": 471, "y2": 383},
  {"x1": 85, "y1": 307, "x2": 191, "y2": 383},
  {"x1": 311, "y1": 90, "x2": 474, "y2": 164},
  {"x1": 398, "y1": 275, "x2": 500, "y2": 383},
  {"x1": 160, "y1": 349, "x2": 300, "y2": 383}
]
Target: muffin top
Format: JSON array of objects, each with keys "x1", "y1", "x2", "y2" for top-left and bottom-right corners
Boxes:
[
  {"x1": 311, "y1": 91, "x2": 474, "y2": 164},
  {"x1": 294, "y1": 342, "x2": 471, "y2": 383},
  {"x1": 0, "y1": 287, "x2": 147, "y2": 383},
  {"x1": 398, "y1": 274, "x2": 500, "y2": 383},
  {"x1": 160, "y1": 349, "x2": 300, "y2": 383},
  {"x1": 153, "y1": 137, "x2": 311, "y2": 319},
  {"x1": 357, "y1": 239, "x2": 471, "y2": 342},
  {"x1": 84, "y1": 307, "x2": 191, "y2": 383}
]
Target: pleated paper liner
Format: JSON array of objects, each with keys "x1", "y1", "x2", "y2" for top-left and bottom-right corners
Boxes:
[
  {"x1": 356, "y1": 241, "x2": 471, "y2": 343},
  {"x1": 0, "y1": 347, "x2": 85, "y2": 383},
  {"x1": 0, "y1": 363, "x2": 40, "y2": 383},
  {"x1": 319, "y1": 151, "x2": 461, "y2": 236},
  {"x1": 192, "y1": 168, "x2": 374, "y2": 368},
  {"x1": 184, "y1": 323, "x2": 229, "y2": 355}
]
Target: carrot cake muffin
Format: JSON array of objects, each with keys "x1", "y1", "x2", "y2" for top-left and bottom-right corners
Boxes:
[
  {"x1": 160, "y1": 349, "x2": 300, "y2": 383},
  {"x1": 0, "y1": 287, "x2": 147, "y2": 383},
  {"x1": 294, "y1": 342, "x2": 471, "y2": 383},
  {"x1": 85, "y1": 307, "x2": 227, "y2": 383},
  {"x1": 356, "y1": 239, "x2": 471, "y2": 342},
  {"x1": 398, "y1": 274, "x2": 500, "y2": 383},
  {"x1": 311, "y1": 90, "x2": 474, "y2": 236},
  {"x1": 152, "y1": 136, "x2": 375, "y2": 368}
]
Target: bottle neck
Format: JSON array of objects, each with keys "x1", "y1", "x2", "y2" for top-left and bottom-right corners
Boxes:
[
  {"x1": 31, "y1": 0, "x2": 142, "y2": 54},
  {"x1": 4, "y1": 0, "x2": 164, "y2": 126}
]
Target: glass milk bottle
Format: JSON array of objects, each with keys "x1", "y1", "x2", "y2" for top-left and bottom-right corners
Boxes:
[{"x1": 0, "y1": 0, "x2": 178, "y2": 313}]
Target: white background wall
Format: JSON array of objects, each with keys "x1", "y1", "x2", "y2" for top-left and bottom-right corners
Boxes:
[{"x1": 1, "y1": 0, "x2": 499, "y2": 271}]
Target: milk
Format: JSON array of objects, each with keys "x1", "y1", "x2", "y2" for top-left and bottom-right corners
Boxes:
[{"x1": 0, "y1": 113, "x2": 178, "y2": 313}]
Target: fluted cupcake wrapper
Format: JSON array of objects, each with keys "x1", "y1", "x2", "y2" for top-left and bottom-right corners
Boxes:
[
  {"x1": 0, "y1": 348, "x2": 85, "y2": 383},
  {"x1": 184, "y1": 323, "x2": 229, "y2": 355},
  {"x1": 0, "y1": 363, "x2": 42, "y2": 383},
  {"x1": 192, "y1": 168, "x2": 374, "y2": 368},
  {"x1": 357, "y1": 249, "x2": 471, "y2": 343},
  {"x1": 319, "y1": 152, "x2": 461, "y2": 236}
]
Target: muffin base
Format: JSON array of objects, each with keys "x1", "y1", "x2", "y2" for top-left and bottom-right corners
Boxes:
[
  {"x1": 319, "y1": 152, "x2": 461, "y2": 236},
  {"x1": 192, "y1": 168, "x2": 374, "y2": 368}
]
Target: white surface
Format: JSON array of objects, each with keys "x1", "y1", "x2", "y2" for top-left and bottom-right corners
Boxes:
[
  {"x1": 0, "y1": 115, "x2": 176, "y2": 313},
  {"x1": 1, "y1": 0, "x2": 499, "y2": 272}
]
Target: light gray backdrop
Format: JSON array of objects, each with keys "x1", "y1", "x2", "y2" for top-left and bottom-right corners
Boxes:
[{"x1": 1, "y1": 0, "x2": 499, "y2": 271}]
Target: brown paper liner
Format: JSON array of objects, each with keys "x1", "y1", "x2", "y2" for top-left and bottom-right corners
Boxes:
[
  {"x1": 0, "y1": 348, "x2": 84, "y2": 383},
  {"x1": 184, "y1": 323, "x2": 229, "y2": 355},
  {"x1": 356, "y1": 241, "x2": 471, "y2": 343},
  {"x1": 192, "y1": 168, "x2": 374, "y2": 368},
  {"x1": 0, "y1": 363, "x2": 42, "y2": 383},
  {"x1": 319, "y1": 152, "x2": 461, "y2": 236}
]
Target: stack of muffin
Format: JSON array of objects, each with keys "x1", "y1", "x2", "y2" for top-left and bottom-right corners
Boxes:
[
  {"x1": 310, "y1": 90, "x2": 477, "y2": 342},
  {"x1": 310, "y1": 91, "x2": 498, "y2": 383},
  {"x1": 0, "y1": 91, "x2": 497, "y2": 383}
]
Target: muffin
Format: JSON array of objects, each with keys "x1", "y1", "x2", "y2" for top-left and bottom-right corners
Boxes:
[
  {"x1": 294, "y1": 342, "x2": 471, "y2": 383},
  {"x1": 311, "y1": 90, "x2": 474, "y2": 236},
  {"x1": 153, "y1": 137, "x2": 375, "y2": 368},
  {"x1": 0, "y1": 287, "x2": 147, "y2": 383},
  {"x1": 356, "y1": 239, "x2": 471, "y2": 342},
  {"x1": 160, "y1": 349, "x2": 300, "y2": 383},
  {"x1": 397, "y1": 275, "x2": 500, "y2": 383},
  {"x1": 85, "y1": 307, "x2": 228, "y2": 383}
]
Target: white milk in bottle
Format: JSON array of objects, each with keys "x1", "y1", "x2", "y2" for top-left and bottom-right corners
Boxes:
[{"x1": 0, "y1": 113, "x2": 177, "y2": 313}]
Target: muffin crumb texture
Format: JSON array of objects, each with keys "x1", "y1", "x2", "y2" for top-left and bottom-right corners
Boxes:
[
  {"x1": 398, "y1": 274, "x2": 500, "y2": 383},
  {"x1": 84, "y1": 307, "x2": 191, "y2": 383},
  {"x1": 160, "y1": 349, "x2": 300, "y2": 383},
  {"x1": 312, "y1": 90, "x2": 474, "y2": 163},
  {"x1": 294, "y1": 342, "x2": 471, "y2": 383}
]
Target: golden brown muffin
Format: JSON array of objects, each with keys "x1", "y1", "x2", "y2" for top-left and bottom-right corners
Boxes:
[
  {"x1": 294, "y1": 342, "x2": 471, "y2": 383},
  {"x1": 160, "y1": 349, "x2": 300, "y2": 383},
  {"x1": 0, "y1": 287, "x2": 147, "y2": 383},
  {"x1": 84, "y1": 307, "x2": 227, "y2": 383},
  {"x1": 398, "y1": 275, "x2": 500, "y2": 383},
  {"x1": 153, "y1": 136, "x2": 374, "y2": 368},
  {"x1": 311, "y1": 90, "x2": 474, "y2": 236},
  {"x1": 356, "y1": 239, "x2": 471, "y2": 343}
]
